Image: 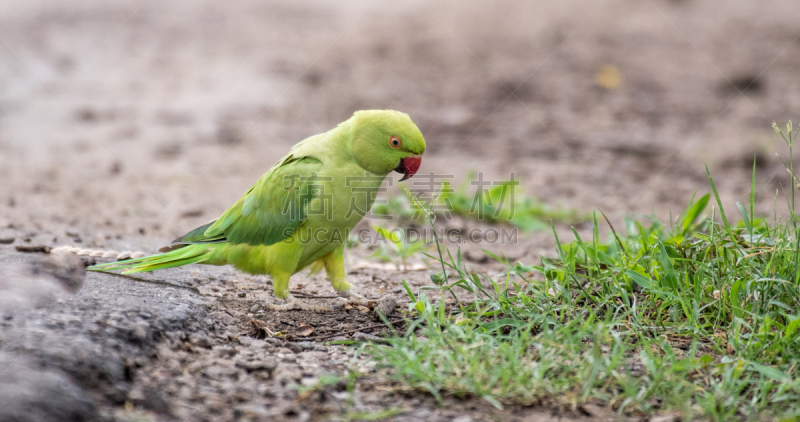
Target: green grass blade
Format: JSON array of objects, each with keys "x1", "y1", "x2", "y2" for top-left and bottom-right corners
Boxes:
[
  {"x1": 737, "y1": 202, "x2": 753, "y2": 237},
  {"x1": 706, "y1": 164, "x2": 734, "y2": 239},
  {"x1": 750, "y1": 155, "x2": 757, "y2": 229},
  {"x1": 682, "y1": 193, "x2": 710, "y2": 235}
]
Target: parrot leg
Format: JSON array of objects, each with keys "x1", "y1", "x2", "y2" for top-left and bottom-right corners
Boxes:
[
  {"x1": 323, "y1": 246, "x2": 371, "y2": 306},
  {"x1": 265, "y1": 269, "x2": 338, "y2": 312}
]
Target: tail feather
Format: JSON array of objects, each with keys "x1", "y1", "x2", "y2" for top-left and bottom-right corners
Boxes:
[{"x1": 88, "y1": 244, "x2": 210, "y2": 274}]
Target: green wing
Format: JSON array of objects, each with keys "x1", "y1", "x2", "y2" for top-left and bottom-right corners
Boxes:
[{"x1": 174, "y1": 155, "x2": 323, "y2": 247}]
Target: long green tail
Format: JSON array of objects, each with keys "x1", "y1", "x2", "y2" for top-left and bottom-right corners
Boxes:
[{"x1": 88, "y1": 244, "x2": 211, "y2": 274}]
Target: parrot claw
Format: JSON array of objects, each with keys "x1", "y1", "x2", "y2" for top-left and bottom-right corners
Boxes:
[
  {"x1": 265, "y1": 295, "x2": 336, "y2": 312},
  {"x1": 336, "y1": 291, "x2": 370, "y2": 306}
]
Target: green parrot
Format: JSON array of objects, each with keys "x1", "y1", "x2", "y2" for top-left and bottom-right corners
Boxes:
[{"x1": 89, "y1": 110, "x2": 425, "y2": 311}]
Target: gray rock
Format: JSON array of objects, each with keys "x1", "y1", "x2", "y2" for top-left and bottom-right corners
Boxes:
[
  {"x1": 0, "y1": 253, "x2": 85, "y2": 311},
  {"x1": 0, "y1": 352, "x2": 98, "y2": 422}
]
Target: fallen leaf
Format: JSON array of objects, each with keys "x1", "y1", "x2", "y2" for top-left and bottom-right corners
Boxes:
[
  {"x1": 248, "y1": 319, "x2": 284, "y2": 339},
  {"x1": 296, "y1": 323, "x2": 314, "y2": 337},
  {"x1": 248, "y1": 319, "x2": 270, "y2": 339}
]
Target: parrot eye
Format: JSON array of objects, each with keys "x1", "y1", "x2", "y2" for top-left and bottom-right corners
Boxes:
[{"x1": 389, "y1": 136, "x2": 402, "y2": 149}]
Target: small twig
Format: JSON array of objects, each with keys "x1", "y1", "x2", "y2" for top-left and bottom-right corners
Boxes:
[
  {"x1": 303, "y1": 317, "x2": 405, "y2": 342},
  {"x1": 743, "y1": 249, "x2": 775, "y2": 258},
  {"x1": 372, "y1": 275, "x2": 390, "y2": 284},
  {"x1": 15, "y1": 245, "x2": 51, "y2": 253}
]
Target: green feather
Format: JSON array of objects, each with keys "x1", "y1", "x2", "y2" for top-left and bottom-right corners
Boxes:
[
  {"x1": 89, "y1": 245, "x2": 208, "y2": 273},
  {"x1": 122, "y1": 254, "x2": 207, "y2": 274},
  {"x1": 175, "y1": 220, "x2": 223, "y2": 243},
  {"x1": 202, "y1": 155, "x2": 323, "y2": 246}
]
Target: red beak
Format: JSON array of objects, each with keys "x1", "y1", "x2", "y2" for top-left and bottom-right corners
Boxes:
[{"x1": 395, "y1": 156, "x2": 421, "y2": 181}]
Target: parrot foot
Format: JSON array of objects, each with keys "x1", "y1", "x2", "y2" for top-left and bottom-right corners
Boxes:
[
  {"x1": 336, "y1": 291, "x2": 370, "y2": 306},
  {"x1": 265, "y1": 295, "x2": 338, "y2": 312}
]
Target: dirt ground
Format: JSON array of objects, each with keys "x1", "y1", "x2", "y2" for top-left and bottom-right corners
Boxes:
[{"x1": 2, "y1": 0, "x2": 800, "y2": 421}]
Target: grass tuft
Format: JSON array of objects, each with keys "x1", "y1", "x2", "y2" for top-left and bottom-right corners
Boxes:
[
  {"x1": 362, "y1": 122, "x2": 800, "y2": 420},
  {"x1": 371, "y1": 172, "x2": 586, "y2": 230}
]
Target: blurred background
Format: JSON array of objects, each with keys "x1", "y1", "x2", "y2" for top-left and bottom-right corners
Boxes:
[{"x1": 1, "y1": 0, "x2": 800, "y2": 247}]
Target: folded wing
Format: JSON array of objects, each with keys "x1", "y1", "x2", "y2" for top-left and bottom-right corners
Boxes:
[{"x1": 172, "y1": 155, "x2": 324, "y2": 248}]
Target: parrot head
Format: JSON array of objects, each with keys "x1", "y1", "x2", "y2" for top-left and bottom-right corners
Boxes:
[{"x1": 349, "y1": 110, "x2": 426, "y2": 181}]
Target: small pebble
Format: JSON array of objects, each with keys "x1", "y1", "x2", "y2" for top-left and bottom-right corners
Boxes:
[
  {"x1": 293, "y1": 342, "x2": 316, "y2": 351},
  {"x1": 180, "y1": 209, "x2": 204, "y2": 218},
  {"x1": 80, "y1": 257, "x2": 96, "y2": 267},
  {"x1": 286, "y1": 342, "x2": 303, "y2": 354},
  {"x1": 249, "y1": 304, "x2": 260, "y2": 312},
  {"x1": 352, "y1": 332, "x2": 380, "y2": 340},
  {"x1": 238, "y1": 292, "x2": 246, "y2": 298},
  {"x1": 214, "y1": 346, "x2": 237, "y2": 358},
  {"x1": 193, "y1": 336, "x2": 213, "y2": 348}
]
